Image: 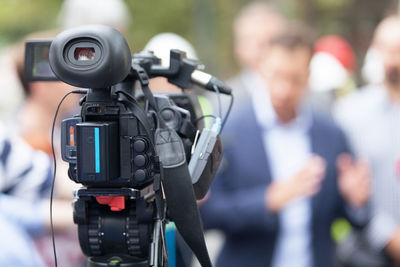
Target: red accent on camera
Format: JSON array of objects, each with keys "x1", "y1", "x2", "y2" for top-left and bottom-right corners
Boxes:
[{"x1": 95, "y1": 196, "x2": 125, "y2": 211}]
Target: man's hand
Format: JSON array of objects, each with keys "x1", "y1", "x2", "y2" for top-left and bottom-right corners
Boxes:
[
  {"x1": 265, "y1": 155, "x2": 326, "y2": 213},
  {"x1": 337, "y1": 153, "x2": 370, "y2": 208},
  {"x1": 386, "y1": 227, "x2": 400, "y2": 263}
]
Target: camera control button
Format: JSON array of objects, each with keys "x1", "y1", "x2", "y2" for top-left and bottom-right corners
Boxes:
[
  {"x1": 133, "y1": 139, "x2": 146, "y2": 152},
  {"x1": 161, "y1": 109, "x2": 174, "y2": 121},
  {"x1": 134, "y1": 169, "x2": 146, "y2": 182},
  {"x1": 134, "y1": 155, "x2": 146, "y2": 167},
  {"x1": 69, "y1": 150, "x2": 77, "y2": 157}
]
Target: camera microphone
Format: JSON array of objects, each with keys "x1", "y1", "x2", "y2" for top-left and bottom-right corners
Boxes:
[{"x1": 191, "y1": 70, "x2": 232, "y2": 95}]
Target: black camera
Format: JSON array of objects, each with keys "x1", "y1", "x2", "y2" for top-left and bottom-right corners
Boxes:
[
  {"x1": 61, "y1": 92, "x2": 198, "y2": 188},
  {"x1": 25, "y1": 24, "x2": 232, "y2": 267}
]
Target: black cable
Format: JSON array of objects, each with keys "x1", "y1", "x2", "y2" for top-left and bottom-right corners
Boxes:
[
  {"x1": 193, "y1": 114, "x2": 217, "y2": 125},
  {"x1": 221, "y1": 93, "x2": 234, "y2": 132},
  {"x1": 115, "y1": 90, "x2": 156, "y2": 146},
  {"x1": 160, "y1": 221, "x2": 168, "y2": 264},
  {"x1": 213, "y1": 85, "x2": 222, "y2": 119},
  {"x1": 50, "y1": 89, "x2": 87, "y2": 267}
]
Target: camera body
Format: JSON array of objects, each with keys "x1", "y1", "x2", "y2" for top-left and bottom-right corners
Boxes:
[
  {"x1": 62, "y1": 105, "x2": 154, "y2": 188},
  {"x1": 25, "y1": 24, "x2": 225, "y2": 266},
  {"x1": 61, "y1": 93, "x2": 196, "y2": 188}
]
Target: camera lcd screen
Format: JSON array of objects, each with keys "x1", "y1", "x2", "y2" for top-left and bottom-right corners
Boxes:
[{"x1": 25, "y1": 40, "x2": 58, "y2": 82}]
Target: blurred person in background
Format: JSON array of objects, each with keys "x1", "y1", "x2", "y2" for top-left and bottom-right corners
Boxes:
[
  {"x1": 7, "y1": 0, "x2": 132, "y2": 265},
  {"x1": 308, "y1": 35, "x2": 357, "y2": 117},
  {"x1": 57, "y1": 0, "x2": 131, "y2": 32},
  {"x1": 200, "y1": 25, "x2": 370, "y2": 267},
  {"x1": 12, "y1": 31, "x2": 85, "y2": 266},
  {"x1": 0, "y1": 123, "x2": 52, "y2": 266},
  {"x1": 361, "y1": 48, "x2": 385, "y2": 86},
  {"x1": 0, "y1": 0, "x2": 131, "y2": 123},
  {"x1": 0, "y1": 48, "x2": 25, "y2": 123},
  {"x1": 334, "y1": 16, "x2": 400, "y2": 266},
  {"x1": 212, "y1": 1, "x2": 286, "y2": 112}
]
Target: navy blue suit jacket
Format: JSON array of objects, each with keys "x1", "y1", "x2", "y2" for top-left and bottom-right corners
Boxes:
[{"x1": 200, "y1": 104, "x2": 368, "y2": 267}]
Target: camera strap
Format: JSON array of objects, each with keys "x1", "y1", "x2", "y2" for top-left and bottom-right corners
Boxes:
[
  {"x1": 131, "y1": 63, "x2": 169, "y2": 130},
  {"x1": 116, "y1": 91, "x2": 156, "y2": 147},
  {"x1": 154, "y1": 127, "x2": 212, "y2": 267},
  {"x1": 132, "y1": 64, "x2": 212, "y2": 267}
]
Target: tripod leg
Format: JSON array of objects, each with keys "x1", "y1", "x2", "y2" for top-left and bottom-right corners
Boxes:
[{"x1": 150, "y1": 219, "x2": 168, "y2": 267}]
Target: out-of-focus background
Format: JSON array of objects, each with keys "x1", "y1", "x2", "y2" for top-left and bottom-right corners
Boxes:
[
  {"x1": 0, "y1": 0, "x2": 397, "y2": 80},
  {"x1": 1, "y1": 1, "x2": 400, "y2": 267}
]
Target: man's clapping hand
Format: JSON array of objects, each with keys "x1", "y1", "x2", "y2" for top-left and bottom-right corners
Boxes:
[{"x1": 265, "y1": 155, "x2": 326, "y2": 213}]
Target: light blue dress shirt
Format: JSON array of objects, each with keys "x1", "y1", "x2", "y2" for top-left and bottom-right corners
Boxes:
[
  {"x1": 0, "y1": 211, "x2": 46, "y2": 267},
  {"x1": 334, "y1": 85, "x2": 400, "y2": 250},
  {"x1": 251, "y1": 87, "x2": 314, "y2": 267}
]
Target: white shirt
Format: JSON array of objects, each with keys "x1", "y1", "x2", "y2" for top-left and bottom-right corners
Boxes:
[
  {"x1": 252, "y1": 87, "x2": 314, "y2": 267},
  {"x1": 334, "y1": 85, "x2": 400, "y2": 250},
  {"x1": 0, "y1": 123, "x2": 52, "y2": 267}
]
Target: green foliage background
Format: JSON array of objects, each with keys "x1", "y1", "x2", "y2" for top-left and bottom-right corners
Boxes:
[{"x1": 0, "y1": 0, "x2": 398, "y2": 79}]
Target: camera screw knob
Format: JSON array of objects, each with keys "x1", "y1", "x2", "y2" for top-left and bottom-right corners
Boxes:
[
  {"x1": 133, "y1": 139, "x2": 147, "y2": 153},
  {"x1": 134, "y1": 169, "x2": 147, "y2": 182},
  {"x1": 134, "y1": 155, "x2": 147, "y2": 167}
]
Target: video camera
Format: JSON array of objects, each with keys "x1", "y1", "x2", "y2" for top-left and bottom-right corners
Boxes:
[{"x1": 25, "y1": 25, "x2": 232, "y2": 267}]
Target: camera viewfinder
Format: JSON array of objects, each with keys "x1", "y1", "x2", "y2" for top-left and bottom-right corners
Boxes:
[{"x1": 74, "y1": 47, "x2": 95, "y2": 61}]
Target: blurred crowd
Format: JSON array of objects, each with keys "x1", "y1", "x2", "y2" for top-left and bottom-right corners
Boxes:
[
  {"x1": 200, "y1": 2, "x2": 400, "y2": 267},
  {"x1": 1, "y1": 0, "x2": 400, "y2": 267}
]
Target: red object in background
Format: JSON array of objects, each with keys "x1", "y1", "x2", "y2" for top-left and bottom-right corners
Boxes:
[
  {"x1": 314, "y1": 35, "x2": 356, "y2": 72},
  {"x1": 95, "y1": 196, "x2": 125, "y2": 211}
]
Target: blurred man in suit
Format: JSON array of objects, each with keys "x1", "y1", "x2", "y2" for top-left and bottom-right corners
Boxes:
[
  {"x1": 229, "y1": 1, "x2": 285, "y2": 102},
  {"x1": 201, "y1": 25, "x2": 370, "y2": 267},
  {"x1": 208, "y1": 1, "x2": 285, "y2": 114}
]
